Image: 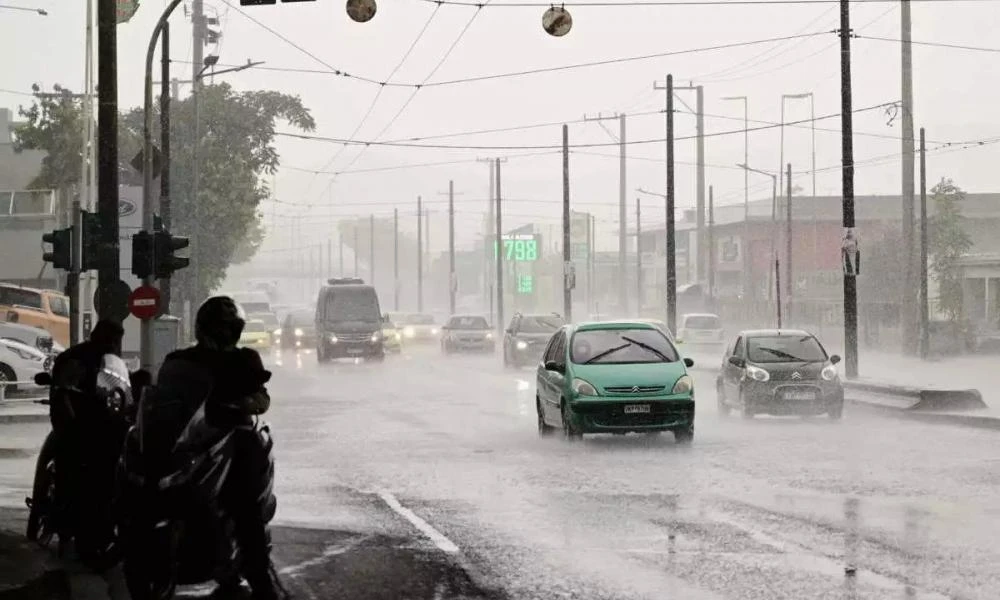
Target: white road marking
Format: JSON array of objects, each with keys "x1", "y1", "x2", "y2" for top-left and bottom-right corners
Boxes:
[
  {"x1": 278, "y1": 542, "x2": 356, "y2": 576},
  {"x1": 378, "y1": 492, "x2": 459, "y2": 554}
]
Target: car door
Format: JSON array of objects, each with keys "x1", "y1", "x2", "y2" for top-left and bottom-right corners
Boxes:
[
  {"x1": 723, "y1": 336, "x2": 745, "y2": 402},
  {"x1": 538, "y1": 330, "x2": 566, "y2": 423}
]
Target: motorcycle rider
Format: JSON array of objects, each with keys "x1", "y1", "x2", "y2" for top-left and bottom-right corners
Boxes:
[
  {"x1": 47, "y1": 319, "x2": 126, "y2": 567},
  {"x1": 157, "y1": 296, "x2": 288, "y2": 600}
]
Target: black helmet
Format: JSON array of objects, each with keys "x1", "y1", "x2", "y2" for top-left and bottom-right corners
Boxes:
[{"x1": 195, "y1": 296, "x2": 246, "y2": 349}]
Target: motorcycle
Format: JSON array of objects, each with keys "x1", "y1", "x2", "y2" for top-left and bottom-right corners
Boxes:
[
  {"x1": 118, "y1": 357, "x2": 276, "y2": 600},
  {"x1": 25, "y1": 354, "x2": 137, "y2": 560}
]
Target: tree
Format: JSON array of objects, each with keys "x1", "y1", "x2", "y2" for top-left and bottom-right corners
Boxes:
[
  {"x1": 929, "y1": 178, "x2": 973, "y2": 325},
  {"x1": 14, "y1": 83, "x2": 315, "y2": 302}
]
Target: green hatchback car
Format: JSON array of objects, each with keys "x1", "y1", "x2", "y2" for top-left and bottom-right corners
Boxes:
[{"x1": 536, "y1": 321, "x2": 696, "y2": 443}]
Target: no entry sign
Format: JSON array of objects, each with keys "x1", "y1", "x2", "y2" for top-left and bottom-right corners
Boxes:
[{"x1": 128, "y1": 285, "x2": 161, "y2": 320}]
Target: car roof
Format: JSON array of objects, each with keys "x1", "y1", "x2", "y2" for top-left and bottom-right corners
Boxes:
[
  {"x1": 449, "y1": 314, "x2": 488, "y2": 319},
  {"x1": 0, "y1": 322, "x2": 48, "y2": 337},
  {"x1": 573, "y1": 320, "x2": 657, "y2": 332},
  {"x1": 682, "y1": 312, "x2": 720, "y2": 319},
  {"x1": 737, "y1": 329, "x2": 813, "y2": 337}
]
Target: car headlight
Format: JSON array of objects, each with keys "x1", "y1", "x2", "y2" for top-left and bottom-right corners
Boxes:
[
  {"x1": 403, "y1": 327, "x2": 415, "y2": 338},
  {"x1": 516, "y1": 340, "x2": 528, "y2": 350},
  {"x1": 745, "y1": 365, "x2": 770, "y2": 382},
  {"x1": 485, "y1": 332, "x2": 493, "y2": 340},
  {"x1": 672, "y1": 374, "x2": 693, "y2": 394},
  {"x1": 431, "y1": 328, "x2": 439, "y2": 335},
  {"x1": 9, "y1": 347, "x2": 42, "y2": 362},
  {"x1": 329, "y1": 334, "x2": 339, "y2": 344},
  {"x1": 274, "y1": 328, "x2": 283, "y2": 336},
  {"x1": 572, "y1": 378, "x2": 598, "y2": 396},
  {"x1": 370, "y1": 332, "x2": 381, "y2": 343},
  {"x1": 821, "y1": 364, "x2": 838, "y2": 381},
  {"x1": 394, "y1": 332, "x2": 402, "y2": 341},
  {"x1": 294, "y1": 328, "x2": 304, "y2": 337}
]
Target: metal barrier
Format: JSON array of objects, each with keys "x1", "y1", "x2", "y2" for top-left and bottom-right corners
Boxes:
[{"x1": 0, "y1": 381, "x2": 46, "y2": 403}]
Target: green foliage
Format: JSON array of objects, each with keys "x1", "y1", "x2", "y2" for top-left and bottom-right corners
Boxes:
[
  {"x1": 929, "y1": 178, "x2": 973, "y2": 323},
  {"x1": 13, "y1": 83, "x2": 314, "y2": 302}
]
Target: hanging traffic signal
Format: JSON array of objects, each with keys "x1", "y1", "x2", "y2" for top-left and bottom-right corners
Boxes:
[
  {"x1": 42, "y1": 228, "x2": 72, "y2": 270},
  {"x1": 131, "y1": 231, "x2": 154, "y2": 279},
  {"x1": 153, "y1": 230, "x2": 190, "y2": 279}
]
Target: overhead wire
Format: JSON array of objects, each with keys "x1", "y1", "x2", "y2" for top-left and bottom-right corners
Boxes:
[
  {"x1": 855, "y1": 35, "x2": 1000, "y2": 53},
  {"x1": 412, "y1": 0, "x2": 996, "y2": 6}
]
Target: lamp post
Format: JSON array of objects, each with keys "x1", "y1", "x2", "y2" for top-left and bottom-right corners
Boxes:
[
  {"x1": 0, "y1": 4, "x2": 47, "y2": 14},
  {"x1": 737, "y1": 164, "x2": 778, "y2": 306},
  {"x1": 721, "y1": 95, "x2": 750, "y2": 299},
  {"x1": 781, "y1": 92, "x2": 817, "y2": 284}
]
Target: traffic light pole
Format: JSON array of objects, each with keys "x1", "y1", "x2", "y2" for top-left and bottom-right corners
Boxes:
[
  {"x1": 97, "y1": 0, "x2": 121, "y2": 319},
  {"x1": 70, "y1": 197, "x2": 82, "y2": 346}
]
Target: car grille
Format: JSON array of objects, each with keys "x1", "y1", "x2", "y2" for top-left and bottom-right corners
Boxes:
[
  {"x1": 604, "y1": 385, "x2": 666, "y2": 394},
  {"x1": 592, "y1": 413, "x2": 668, "y2": 427},
  {"x1": 772, "y1": 384, "x2": 823, "y2": 399},
  {"x1": 337, "y1": 332, "x2": 374, "y2": 343},
  {"x1": 769, "y1": 371, "x2": 819, "y2": 382}
]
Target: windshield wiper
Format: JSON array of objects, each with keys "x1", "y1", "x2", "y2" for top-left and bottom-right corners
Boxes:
[
  {"x1": 620, "y1": 336, "x2": 671, "y2": 361},
  {"x1": 758, "y1": 347, "x2": 806, "y2": 361},
  {"x1": 584, "y1": 343, "x2": 631, "y2": 364}
]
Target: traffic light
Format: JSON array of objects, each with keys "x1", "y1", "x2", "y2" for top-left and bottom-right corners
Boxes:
[
  {"x1": 153, "y1": 230, "x2": 190, "y2": 279},
  {"x1": 42, "y1": 228, "x2": 72, "y2": 270},
  {"x1": 131, "y1": 231, "x2": 154, "y2": 279},
  {"x1": 81, "y1": 211, "x2": 101, "y2": 271}
]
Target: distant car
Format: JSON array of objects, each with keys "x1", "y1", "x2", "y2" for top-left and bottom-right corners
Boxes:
[
  {"x1": 239, "y1": 319, "x2": 273, "y2": 350},
  {"x1": 316, "y1": 278, "x2": 385, "y2": 362},
  {"x1": 502, "y1": 313, "x2": 565, "y2": 368},
  {"x1": 677, "y1": 313, "x2": 724, "y2": 345},
  {"x1": 535, "y1": 321, "x2": 695, "y2": 443},
  {"x1": 280, "y1": 308, "x2": 316, "y2": 350},
  {"x1": 441, "y1": 315, "x2": 494, "y2": 354},
  {"x1": 393, "y1": 313, "x2": 439, "y2": 343},
  {"x1": 0, "y1": 322, "x2": 56, "y2": 357},
  {"x1": 381, "y1": 316, "x2": 403, "y2": 354},
  {"x1": 249, "y1": 312, "x2": 281, "y2": 344},
  {"x1": 716, "y1": 329, "x2": 843, "y2": 420},
  {"x1": 0, "y1": 338, "x2": 49, "y2": 393}
]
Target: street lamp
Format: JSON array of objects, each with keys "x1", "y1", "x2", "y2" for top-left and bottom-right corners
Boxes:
[
  {"x1": 737, "y1": 163, "x2": 779, "y2": 308},
  {"x1": 0, "y1": 4, "x2": 47, "y2": 15},
  {"x1": 722, "y1": 95, "x2": 750, "y2": 299},
  {"x1": 780, "y1": 92, "x2": 817, "y2": 296}
]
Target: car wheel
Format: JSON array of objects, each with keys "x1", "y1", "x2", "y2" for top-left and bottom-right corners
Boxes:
[
  {"x1": 674, "y1": 424, "x2": 694, "y2": 445},
  {"x1": 716, "y1": 380, "x2": 730, "y2": 418},
  {"x1": 0, "y1": 363, "x2": 16, "y2": 394},
  {"x1": 317, "y1": 346, "x2": 330, "y2": 364},
  {"x1": 828, "y1": 403, "x2": 844, "y2": 420},
  {"x1": 561, "y1": 402, "x2": 582, "y2": 441},
  {"x1": 537, "y1": 398, "x2": 554, "y2": 437},
  {"x1": 739, "y1": 392, "x2": 754, "y2": 420}
]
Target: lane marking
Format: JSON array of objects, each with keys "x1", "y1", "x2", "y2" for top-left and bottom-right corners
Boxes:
[
  {"x1": 279, "y1": 542, "x2": 356, "y2": 576},
  {"x1": 378, "y1": 492, "x2": 459, "y2": 554}
]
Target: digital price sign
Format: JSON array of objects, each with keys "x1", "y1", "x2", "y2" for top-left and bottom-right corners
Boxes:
[{"x1": 493, "y1": 233, "x2": 541, "y2": 262}]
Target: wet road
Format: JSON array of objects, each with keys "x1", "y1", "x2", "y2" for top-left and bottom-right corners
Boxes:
[{"x1": 259, "y1": 345, "x2": 1000, "y2": 600}]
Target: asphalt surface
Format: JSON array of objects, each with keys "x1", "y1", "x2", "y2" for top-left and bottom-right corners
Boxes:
[{"x1": 1, "y1": 344, "x2": 999, "y2": 599}]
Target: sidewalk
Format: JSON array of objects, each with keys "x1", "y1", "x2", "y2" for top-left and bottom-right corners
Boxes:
[{"x1": 0, "y1": 401, "x2": 48, "y2": 425}]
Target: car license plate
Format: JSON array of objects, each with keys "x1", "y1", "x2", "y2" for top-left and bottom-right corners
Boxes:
[
  {"x1": 784, "y1": 390, "x2": 816, "y2": 401},
  {"x1": 346, "y1": 348, "x2": 364, "y2": 355},
  {"x1": 624, "y1": 405, "x2": 651, "y2": 414}
]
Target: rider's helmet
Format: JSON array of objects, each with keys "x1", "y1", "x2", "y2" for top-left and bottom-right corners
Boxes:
[{"x1": 195, "y1": 296, "x2": 246, "y2": 350}]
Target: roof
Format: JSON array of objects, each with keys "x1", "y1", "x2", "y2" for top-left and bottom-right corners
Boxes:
[
  {"x1": 737, "y1": 329, "x2": 813, "y2": 337},
  {"x1": 682, "y1": 312, "x2": 719, "y2": 319},
  {"x1": 574, "y1": 320, "x2": 658, "y2": 332},
  {"x1": 448, "y1": 314, "x2": 489, "y2": 319}
]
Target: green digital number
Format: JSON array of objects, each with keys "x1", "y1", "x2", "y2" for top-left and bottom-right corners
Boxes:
[
  {"x1": 525, "y1": 240, "x2": 538, "y2": 261},
  {"x1": 505, "y1": 240, "x2": 515, "y2": 260},
  {"x1": 514, "y1": 240, "x2": 526, "y2": 261}
]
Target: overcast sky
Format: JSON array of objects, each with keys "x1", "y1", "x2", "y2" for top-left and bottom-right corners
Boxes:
[{"x1": 3, "y1": 0, "x2": 999, "y2": 255}]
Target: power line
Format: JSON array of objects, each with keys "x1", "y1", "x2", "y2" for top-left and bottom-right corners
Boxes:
[
  {"x1": 856, "y1": 34, "x2": 1000, "y2": 53},
  {"x1": 413, "y1": 0, "x2": 992, "y2": 6}
]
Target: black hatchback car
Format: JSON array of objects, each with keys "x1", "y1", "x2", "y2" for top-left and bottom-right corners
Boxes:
[
  {"x1": 502, "y1": 313, "x2": 565, "y2": 368},
  {"x1": 716, "y1": 329, "x2": 843, "y2": 419}
]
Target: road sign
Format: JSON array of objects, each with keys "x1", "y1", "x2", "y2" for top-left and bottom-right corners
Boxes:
[
  {"x1": 128, "y1": 285, "x2": 161, "y2": 320},
  {"x1": 130, "y1": 145, "x2": 162, "y2": 179},
  {"x1": 94, "y1": 280, "x2": 132, "y2": 322},
  {"x1": 117, "y1": 0, "x2": 139, "y2": 23}
]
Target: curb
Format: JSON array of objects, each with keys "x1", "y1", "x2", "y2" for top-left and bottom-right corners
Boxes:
[
  {"x1": 843, "y1": 380, "x2": 986, "y2": 411},
  {"x1": 847, "y1": 397, "x2": 1000, "y2": 430},
  {"x1": 0, "y1": 413, "x2": 49, "y2": 425}
]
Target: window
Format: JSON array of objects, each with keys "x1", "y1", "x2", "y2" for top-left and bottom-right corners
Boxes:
[
  {"x1": 570, "y1": 328, "x2": 678, "y2": 364},
  {"x1": 684, "y1": 315, "x2": 720, "y2": 329},
  {"x1": 733, "y1": 336, "x2": 745, "y2": 357},
  {"x1": 518, "y1": 315, "x2": 564, "y2": 333},
  {"x1": 550, "y1": 331, "x2": 566, "y2": 364},
  {"x1": 0, "y1": 287, "x2": 42, "y2": 310},
  {"x1": 323, "y1": 288, "x2": 380, "y2": 322},
  {"x1": 447, "y1": 316, "x2": 489, "y2": 330},
  {"x1": 48, "y1": 296, "x2": 69, "y2": 318},
  {"x1": 244, "y1": 320, "x2": 268, "y2": 333},
  {"x1": 543, "y1": 331, "x2": 562, "y2": 363},
  {"x1": 400, "y1": 314, "x2": 435, "y2": 325},
  {"x1": 289, "y1": 309, "x2": 314, "y2": 326},
  {"x1": 747, "y1": 335, "x2": 827, "y2": 364}
]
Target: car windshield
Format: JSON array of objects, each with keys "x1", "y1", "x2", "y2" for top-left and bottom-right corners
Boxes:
[
  {"x1": 401, "y1": 314, "x2": 435, "y2": 325},
  {"x1": 0, "y1": 287, "x2": 42, "y2": 310},
  {"x1": 519, "y1": 315, "x2": 564, "y2": 333},
  {"x1": 289, "y1": 310, "x2": 314, "y2": 326},
  {"x1": 571, "y1": 328, "x2": 679, "y2": 364},
  {"x1": 747, "y1": 335, "x2": 827, "y2": 363},
  {"x1": 685, "y1": 315, "x2": 720, "y2": 329},
  {"x1": 241, "y1": 301, "x2": 271, "y2": 314},
  {"x1": 252, "y1": 313, "x2": 279, "y2": 328},
  {"x1": 448, "y1": 316, "x2": 489, "y2": 329},
  {"x1": 325, "y1": 288, "x2": 380, "y2": 322},
  {"x1": 244, "y1": 321, "x2": 268, "y2": 334}
]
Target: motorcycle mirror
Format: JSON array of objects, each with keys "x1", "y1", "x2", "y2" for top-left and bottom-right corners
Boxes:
[{"x1": 33, "y1": 372, "x2": 52, "y2": 386}]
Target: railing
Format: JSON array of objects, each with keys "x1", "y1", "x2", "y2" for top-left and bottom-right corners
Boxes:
[{"x1": 0, "y1": 380, "x2": 47, "y2": 402}]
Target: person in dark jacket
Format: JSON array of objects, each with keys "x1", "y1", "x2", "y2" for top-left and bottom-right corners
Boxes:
[
  {"x1": 48, "y1": 319, "x2": 126, "y2": 567},
  {"x1": 158, "y1": 296, "x2": 287, "y2": 600}
]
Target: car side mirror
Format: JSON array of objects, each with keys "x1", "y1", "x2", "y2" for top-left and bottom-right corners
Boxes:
[
  {"x1": 728, "y1": 356, "x2": 745, "y2": 368},
  {"x1": 544, "y1": 360, "x2": 563, "y2": 373},
  {"x1": 830, "y1": 354, "x2": 842, "y2": 365},
  {"x1": 33, "y1": 372, "x2": 52, "y2": 386},
  {"x1": 683, "y1": 357, "x2": 694, "y2": 368}
]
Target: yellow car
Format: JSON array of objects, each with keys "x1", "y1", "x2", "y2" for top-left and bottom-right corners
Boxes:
[
  {"x1": 240, "y1": 319, "x2": 273, "y2": 350},
  {"x1": 382, "y1": 318, "x2": 403, "y2": 353}
]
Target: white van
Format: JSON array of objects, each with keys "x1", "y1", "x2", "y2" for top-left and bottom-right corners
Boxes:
[{"x1": 677, "y1": 313, "x2": 724, "y2": 345}]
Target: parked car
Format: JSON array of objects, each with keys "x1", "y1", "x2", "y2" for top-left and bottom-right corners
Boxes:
[
  {"x1": 535, "y1": 321, "x2": 695, "y2": 443},
  {"x1": 0, "y1": 284, "x2": 70, "y2": 348},
  {"x1": 0, "y1": 322, "x2": 56, "y2": 357},
  {"x1": 716, "y1": 329, "x2": 843, "y2": 419},
  {"x1": 502, "y1": 313, "x2": 565, "y2": 368},
  {"x1": 0, "y1": 338, "x2": 49, "y2": 393},
  {"x1": 677, "y1": 313, "x2": 724, "y2": 345},
  {"x1": 441, "y1": 315, "x2": 494, "y2": 354}
]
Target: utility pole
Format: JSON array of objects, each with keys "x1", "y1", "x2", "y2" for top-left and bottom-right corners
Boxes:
[
  {"x1": 191, "y1": 0, "x2": 205, "y2": 304},
  {"x1": 495, "y1": 160, "x2": 504, "y2": 335},
  {"x1": 901, "y1": 0, "x2": 917, "y2": 355},
  {"x1": 708, "y1": 186, "x2": 715, "y2": 304},
  {"x1": 721, "y1": 95, "x2": 750, "y2": 299},
  {"x1": 775, "y1": 256, "x2": 783, "y2": 328},
  {"x1": 369, "y1": 213, "x2": 375, "y2": 285},
  {"x1": 786, "y1": 163, "x2": 793, "y2": 320},
  {"x1": 588, "y1": 214, "x2": 595, "y2": 315},
  {"x1": 665, "y1": 75, "x2": 677, "y2": 333},
  {"x1": 919, "y1": 127, "x2": 929, "y2": 360},
  {"x1": 69, "y1": 191, "x2": 82, "y2": 345},
  {"x1": 82, "y1": 0, "x2": 96, "y2": 336},
  {"x1": 97, "y1": 0, "x2": 120, "y2": 319},
  {"x1": 327, "y1": 239, "x2": 332, "y2": 278},
  {"x1": 562, "y1": 124, "x2": 572, "y2": 322},
  {"x1": 417, "y1": 196, "x2": 424, "y2": 312},
  {"x1": 448, "y1": 180, "x2": 456, "y2": 315},
  {"x1": 160, "y1": 22, "x2": 172, "y2": 313},
  {"x1": 353, "y1": 224, "x2": 359, "y2": 277},
  {"x1": 582, "y1": 113, "x2": 627, "y2": 314},
  {"x1": 394, "y1": 208, "x2": 399, "y2": 311},
  {"x1": 635, "y1": 197, "x2": 642, "y2": 314},
  {"x1": 477, "y1": 157, "x2": 504, "y2": 319},
  {"x1": 839, "y1": 0, "x2": 859, "y2": 378},
  {"x1": 338, "y1": 232, "x2": 344, "y2": 276}
]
